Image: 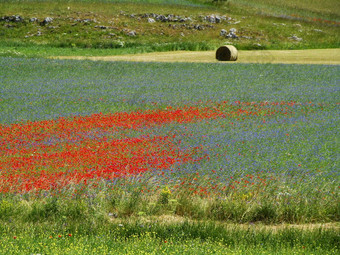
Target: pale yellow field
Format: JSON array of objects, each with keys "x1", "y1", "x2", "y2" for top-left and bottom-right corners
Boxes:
[{"x1": 56, "y1": 49, "x2": 340, "y2": 65}]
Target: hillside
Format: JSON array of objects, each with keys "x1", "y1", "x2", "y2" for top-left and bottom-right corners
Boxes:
[{"x1": 0, "y1": 0, "x2": 339, "y2": 57}]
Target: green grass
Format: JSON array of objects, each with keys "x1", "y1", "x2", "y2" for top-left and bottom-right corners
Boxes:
[
  {"x1": 0, "y1": 0, "x2": 339, "y2": 57},
  {"x1": 228, "y1": 0, "x2": 340, "y2": 22},
  {"x1": 0, "y1": 222, "x2": 339, "y2": 254}
]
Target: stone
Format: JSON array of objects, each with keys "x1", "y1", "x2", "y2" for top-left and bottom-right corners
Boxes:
[
  {"x1": 215, "y1": 16, "x2": 221, "y2": 23},
  {"x1": 29, "y1": 17, "x2": 38, "y2": 22},
  {"x1": 148, "y1": 18, "x2": 155, "y2": 23},
  {"x1": 229, "y1": 28, "x2": 237, "y2": 33},
  {"x1": 206, "y1": 15, "x2": 216, "y2": 23},
  {"x1": 1, "y1": 15, "x2": 23, "y2": 22},
  {"x1": 41, "y1": 17, "x2": 53, "y2": 26},
  {"x1": 289, "y1": 35, "x2": 302, "y2": 41},
  {"x1": 226, "y1": 31, "x2": 238, "y2": 39},
  {"x1": 194, "y1": 24, "x2": 204, "y2": 30},
  {"x1": 220, "y1": 29, "x2": 227, "y2": 36},
  {"x1": 127, "y1": 30, "x2": 136, "y2": 36}
]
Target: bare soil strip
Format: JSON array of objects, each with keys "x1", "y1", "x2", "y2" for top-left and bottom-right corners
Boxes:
[
  {"x1": 110, "y1": 215, "x2": 340, "y2": 231},
  {"x1": 56, "y1": 49, "x2": 340, "y2": 65}
]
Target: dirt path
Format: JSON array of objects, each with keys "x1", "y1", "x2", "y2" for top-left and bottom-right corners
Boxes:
[
  {"x1": 110, "y1": 215, "x2": 340, "y2": 232},
  {"x1": 56, "y1": 48, "x2": 340, "y2": 65}
]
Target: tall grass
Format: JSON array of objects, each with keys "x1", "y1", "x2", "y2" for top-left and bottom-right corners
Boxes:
[{"x1": 0, "y1": 174, "x2": 338, "y2": 224}]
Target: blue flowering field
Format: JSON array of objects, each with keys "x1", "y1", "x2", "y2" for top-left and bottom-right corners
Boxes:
[{"x1": 0, "y1": 57, "x2": 339, "y2": 254}]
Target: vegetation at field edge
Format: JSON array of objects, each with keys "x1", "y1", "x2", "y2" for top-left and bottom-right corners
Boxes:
[{"x1": 0, "y1": 0, "x2": 339, "y2": 57}]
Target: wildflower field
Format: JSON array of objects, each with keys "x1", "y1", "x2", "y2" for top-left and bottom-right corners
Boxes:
[{"x1": 0, "y1": 57, "x2": 339, "y2": 254}]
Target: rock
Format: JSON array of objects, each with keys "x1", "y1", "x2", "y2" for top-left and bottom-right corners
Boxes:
[
  {"x1": 226, "y1": 31, "x2": 238, "y2": 39},
  {"x1": 1, "y1": 15, "x2": 24, "y2": 22},
  {"x1": 44, "y1": 17, "x2": 53, "y2": 23},
  {"x1": 148, "y1": 18, "x2": 155, "y2": 23},
  {"x1": 157, "y1": 15, "x2": 163, "y2": 21},
  {"x1": 13, "y1": 15, "x2": 23, "y2": 22},
  {"x1": 229, "y1": 28, "x2": 237, "y2": 33},
  {"x1": 220, "y1": 29, "x2": 227, "y2": 36},
  {"x1": 293, "y1": 23, "x2": 302, "y2": 27},
  {"x1": 194, "y1": 24, "x2": 204, "y2": 30},
  {"x1": 313, "y1": 29, "x2": 323, "y2": 33},
  {"x1": 289, "y1": 35, "x2": 302, "y2": 41},
  {"x1": 127, "y1": 30, "x2": 136, "y2": 36},
  {"x1": 180, "y1": 32, "x2": 185, "y2": 37},
  {"x1": 41, "y1": 17, "x2": 53, "y2": 26},
  {"x1": 29, "y1": 17, "x2": 38, "y2": 22},
  {"x1": 206, "y1": 15, "x2": 216, "y2": 23},
  {"x1": 94, "y1": 25, "x2": 108, "y2": 29},
  {"x1": 215, "y1": 16, "x2": 221, "y2": 23}
]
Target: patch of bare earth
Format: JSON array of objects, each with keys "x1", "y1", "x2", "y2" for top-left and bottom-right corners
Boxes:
[
  {"x1": 109, "y1": 215, "x2": 339, "y2": 231},
  {"x1": 55, "y1": 49, "x2": 340, "y2": 65}
]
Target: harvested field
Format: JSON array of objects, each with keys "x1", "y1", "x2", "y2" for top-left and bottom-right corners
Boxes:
[{"x1": 55, "y1": 49, "x2": 340, "y2": 65}]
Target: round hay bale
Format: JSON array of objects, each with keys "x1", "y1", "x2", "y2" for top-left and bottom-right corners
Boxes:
[{"x1": 216, "y1": 45, "x2": 238, "y2": 61}]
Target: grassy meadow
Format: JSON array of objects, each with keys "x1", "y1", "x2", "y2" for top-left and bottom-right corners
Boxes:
[{"x1": 0, "y1": 0, "x2": 339, "y2": 58}]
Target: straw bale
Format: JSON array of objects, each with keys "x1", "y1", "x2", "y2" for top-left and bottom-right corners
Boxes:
[{"x1": 216, "y1": 45, "x2": 238, "y2": 61}]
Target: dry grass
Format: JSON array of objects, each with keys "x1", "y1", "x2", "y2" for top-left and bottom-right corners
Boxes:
[
  {"x1": 55, "y1": 48, "x2": 340, "y2": 65},
  {"x1": 110, "y1": 214, "x2": 339, "y2": 231}
]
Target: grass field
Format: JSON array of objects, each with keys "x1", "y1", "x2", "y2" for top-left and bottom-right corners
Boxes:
[
  {"x1": 0, "y1": 57, "x2": 339, "y2": 253},
  {"x1": 0, "y1": 0, "x2": 339, "y2": 57}
]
